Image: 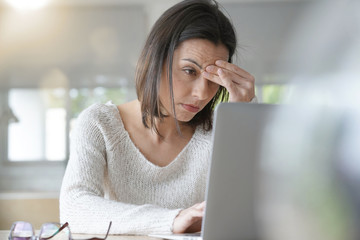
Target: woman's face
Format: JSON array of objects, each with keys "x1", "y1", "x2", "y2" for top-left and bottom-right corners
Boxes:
[{"x1": 159, "y1": 38, "x2": 229, "y2": 123}]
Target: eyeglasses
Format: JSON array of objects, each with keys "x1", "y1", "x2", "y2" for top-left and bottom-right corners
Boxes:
[{"x1": 8, "y1": 221, "x2": 112, "y2": 240}]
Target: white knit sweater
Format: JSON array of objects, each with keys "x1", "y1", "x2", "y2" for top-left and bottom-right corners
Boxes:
[{"x1": 59, "y1": 102, "x2": 212, "y2": 235}]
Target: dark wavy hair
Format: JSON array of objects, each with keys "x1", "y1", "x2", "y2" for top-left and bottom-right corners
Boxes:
[{"x1": 135, "y1": 0, "x2": 237, "y2": 135}]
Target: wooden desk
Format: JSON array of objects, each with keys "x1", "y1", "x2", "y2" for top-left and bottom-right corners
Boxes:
[{"x1": 0, "y1": 230, "x2": 158, "y2": 240}]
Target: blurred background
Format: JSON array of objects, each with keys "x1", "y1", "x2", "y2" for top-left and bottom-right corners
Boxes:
[
  {"x1": 0, "y1": 0, "x2": 359, "y2": 238},
  {"x1": 0, "y1": 0, "x2": 311, "y2": 193}
]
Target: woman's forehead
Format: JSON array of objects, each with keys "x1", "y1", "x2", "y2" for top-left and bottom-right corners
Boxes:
[{"x1": 174, "y1": 39, "x2": 229, "y2": 67}]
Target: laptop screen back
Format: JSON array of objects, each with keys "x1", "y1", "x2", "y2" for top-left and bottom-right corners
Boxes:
[{"x1": 202, "y1": 102, "x2": 276, "y2": 240}]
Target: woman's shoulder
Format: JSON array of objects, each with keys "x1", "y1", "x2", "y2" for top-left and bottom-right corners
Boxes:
[
  {"x1": 73, "y1": 102, "x2": 126, "y2": 143},
  {"x1": 79, "y1": 101, "x2": 116, "y2": 117},
  {"x1": 79, "y1": 101, "x2": 119, "y2": 120},
  {"x1": 74, "y1": 101, "x2": 124, "y2": 135}
]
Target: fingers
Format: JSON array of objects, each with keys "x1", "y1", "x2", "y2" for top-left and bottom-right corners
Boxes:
[
  {"x1": 217, "y1": 68, "x2": 254, "y2": 90},
  {"x1": 194, "y1": 201, "x2": 206, "y2": 211},
  {"x1": 215, "y1": 60, "x2": 254, "y2": 81},
  {"x1": 204, "y1": 62, "x2": 254, "y2": 85},
  {"x1": 202, "y1": 60, "x2": 255, "y2": 102},
  {"x1": 172, "y1": 202, "x2": 206, "y2": 234},
  {"x1": 183, "y1": 202, "x2": 205, "y2": 221},
  {"x1": 204, "y1": 68, "x2": 252, "y2": 89}
]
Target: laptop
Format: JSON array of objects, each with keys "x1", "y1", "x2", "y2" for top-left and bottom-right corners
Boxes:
[{"x1": 149, "y1": 102, "x2": 276, "y2": 240}]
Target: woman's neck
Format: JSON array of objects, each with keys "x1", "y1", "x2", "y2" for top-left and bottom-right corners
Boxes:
[{"x1": 152, "y1": 115, "x2": 195, "y2": 143}]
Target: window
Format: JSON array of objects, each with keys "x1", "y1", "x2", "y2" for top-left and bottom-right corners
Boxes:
[
  {"x1": 0, "y1": 85, "x2": 136, "y2": 192},
  {"x1": 8, "y1": 88, "x2": 66, "y2": 161},
  {"x1": 259, "y1": 84, "x2": 292, "y2": 104},
  {"x1": 7, "y1": 87, "x2": 133, "y2": 163},
  {"x1": 253, "y1": 73, "x2": 295, "y2": 104}
]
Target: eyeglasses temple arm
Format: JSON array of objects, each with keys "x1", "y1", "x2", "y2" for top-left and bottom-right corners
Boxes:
[
  {"x1": 40, "y1": 222, "x2": 69, "y2": 240},
  {"x1": 103, "y1": 221, "x2": 112, "y2": 239},
  {"x1": 71, "y1": 221, "x2": 112, "y2": 240},
  {"x1": 92, "y1": 221, "x2": 112, "y2": 240}
]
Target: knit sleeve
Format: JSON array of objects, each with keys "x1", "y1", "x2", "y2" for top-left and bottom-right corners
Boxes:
[{"x1": 59, "y1": 104, "x2": 181, "y2": 235}]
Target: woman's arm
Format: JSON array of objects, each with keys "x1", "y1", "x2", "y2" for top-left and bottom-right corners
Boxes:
[{"x1": 59, "y1": 105, "x2": 181, "y2": 235}]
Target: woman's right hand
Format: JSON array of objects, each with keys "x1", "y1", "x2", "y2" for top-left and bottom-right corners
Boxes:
[{"x1": 172, "y1": 201, "x2": 206, "y2": 234}]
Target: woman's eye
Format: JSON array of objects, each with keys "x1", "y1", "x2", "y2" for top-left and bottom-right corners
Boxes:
[{"x1": 184, "y1": 68, "x2": 196, "y2": 76}]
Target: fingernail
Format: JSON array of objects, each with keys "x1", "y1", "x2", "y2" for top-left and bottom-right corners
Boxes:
[
  {"x1": 215, "y1": 60, "x2": 223, "y2": 65},
  {"x1": 206, "y1": 65, "x2": 214, "y2": 72}
]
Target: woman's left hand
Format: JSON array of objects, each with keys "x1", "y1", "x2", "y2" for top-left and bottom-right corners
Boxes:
[{"x1": 203, "y1": 60, "x2": 255, "y2": 102}]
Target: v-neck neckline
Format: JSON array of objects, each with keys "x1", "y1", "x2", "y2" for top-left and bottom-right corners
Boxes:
[{"x1": 108, "y1": 102, "x2": 199, "y2": 169}]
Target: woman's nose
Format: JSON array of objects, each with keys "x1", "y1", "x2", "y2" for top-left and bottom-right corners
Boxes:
[{"x1": 192, "y1": 76, "x2": 211, "y2": 100}]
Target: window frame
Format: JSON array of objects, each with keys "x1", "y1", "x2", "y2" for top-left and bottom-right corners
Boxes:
[
  {"x1": 2, "y1": 87, "x2": 71, "y2": 164},
  {"x1": 0, "y1": 87, "x2": 69, "y2": 193},
  {"x1": 0, "y1": 85, "x2": 136, "y2": 192}
]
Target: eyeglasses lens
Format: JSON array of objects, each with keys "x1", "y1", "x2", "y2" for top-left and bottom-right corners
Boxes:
[
  {"x1": 39, "y1": 223, "x2": 70, "y2": 240},
  {"x1": 10, "y1": 221, "x2": 34, "y2": 240}
]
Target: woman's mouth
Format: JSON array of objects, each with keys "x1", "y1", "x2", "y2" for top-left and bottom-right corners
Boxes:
[{"x1": 182, "y1": 104, "x2": 200, "y2": 113}]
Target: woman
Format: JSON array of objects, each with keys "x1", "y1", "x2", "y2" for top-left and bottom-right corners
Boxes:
[{"x1": 60, "y1": 0, "x2": 256, "y2": 235}]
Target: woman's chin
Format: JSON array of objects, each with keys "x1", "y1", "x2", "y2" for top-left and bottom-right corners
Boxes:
[{"x1": 176, "y1": 114, "x2": 196, "y2": 124}]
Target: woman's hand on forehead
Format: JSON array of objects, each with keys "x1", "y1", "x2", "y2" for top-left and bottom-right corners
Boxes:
[{"x1": 202, "y1": 60, "x2": 255, "y2": 102}]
